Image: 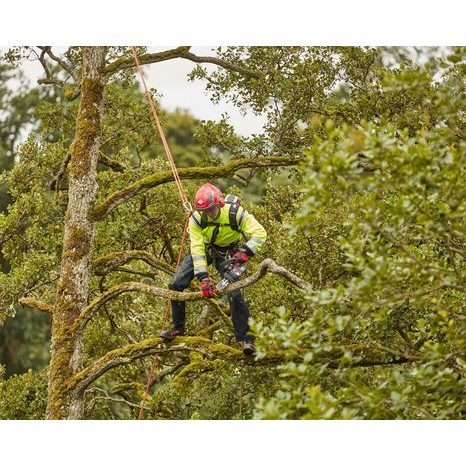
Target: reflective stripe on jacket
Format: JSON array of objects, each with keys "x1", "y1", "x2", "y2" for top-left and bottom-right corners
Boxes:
[{"x1": 189, "y1": 204, "x2": 267, "y2": 276}]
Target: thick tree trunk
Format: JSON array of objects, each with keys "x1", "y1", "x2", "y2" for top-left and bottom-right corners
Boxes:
[{"x1": 46, "y1": 47, "x2": 106, "y2": 419}]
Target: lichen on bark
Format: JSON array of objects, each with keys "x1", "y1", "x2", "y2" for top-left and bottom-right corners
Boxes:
[
  {"x1": 46, "y1": 47, "x2": 107, "y2": 420},
  {"x1": 70, "y1": 77, "x2": 105, "y2": 181}
]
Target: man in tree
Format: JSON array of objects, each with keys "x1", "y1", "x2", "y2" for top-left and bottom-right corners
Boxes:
[{"x1": 160, "y1": 183, "x2": 267, "y2": 355}]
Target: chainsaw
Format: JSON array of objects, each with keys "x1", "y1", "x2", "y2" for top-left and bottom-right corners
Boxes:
[{"x1": 215, "y1": 258, "x2": 247, "y2": 292}]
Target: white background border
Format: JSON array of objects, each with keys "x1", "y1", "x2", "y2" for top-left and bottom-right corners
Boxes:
[{"x1": 0, "y1": 1, "x2": 464, "y2": 465}]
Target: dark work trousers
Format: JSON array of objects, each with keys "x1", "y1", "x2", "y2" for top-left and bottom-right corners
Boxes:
[{"x1": 168, "y1": 250, "x2": 253, "y2": 342}]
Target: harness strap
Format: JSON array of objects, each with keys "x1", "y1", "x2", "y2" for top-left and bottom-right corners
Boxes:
[
  {"x1": 198, "y1": 202, "x2": 241, "y2": 230},
  {"x1": 211, "y1": 224, "x2": 220, "y2": 245}
]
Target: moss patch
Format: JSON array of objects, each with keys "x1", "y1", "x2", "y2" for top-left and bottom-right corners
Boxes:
[
  {"x1": 70, "y1": 77, "x2": 104, "y2": 181},
  {"x1": 63, "y1": 227, "x2": 92, "y2": 263}
]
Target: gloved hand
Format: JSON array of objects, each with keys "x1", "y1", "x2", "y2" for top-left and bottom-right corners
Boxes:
[
  {"x1": 232, "y1": 247, "x2": 250, "y2": 264},
  {"x1": 200, "y1": 277, "x2": 216, "y2": 298}
]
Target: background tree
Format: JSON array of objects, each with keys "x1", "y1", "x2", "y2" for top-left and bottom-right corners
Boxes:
[{"x1": 0, "y1": 63, "x2": 59, "y2": 376}]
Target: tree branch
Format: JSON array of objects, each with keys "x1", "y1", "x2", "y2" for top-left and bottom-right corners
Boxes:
[
  {"x1": 92, "y1": 250, "x2": 175, "y2": 276},
  {"x1": 70, "y1": 282, "x2": 200, "y2": 335},
  {"x1": 204, "y1": 299, "x2": 233, "y2": 330},
  {"x1": 35, "y1": 47, "x2": 57, "y2": 85},
  {"x1": 71, "y1": 336, "x2": 420, "y2": 396},
  {"x1": 172, "y1": 359, "x2": 226, "y2": 389},
  {"x1": 36, "y1": 77, "x2": 66, "y2": 86},
  {"x1": 93, "y1": 156, "x2": 302, "y2": 220},
  {"x1": 38, "y1": 46, "x2": 79, "y2": 83},
  {"x1": 74, "y1": 258, "x2": 309, "y2": 335},
  {"x1": 98, "y1": 152, "x2": 126, "y2": 172},
  {"x1": 19, "y1": 297, "x2": 54, "y2": 315},
  {"x1": 103, "y1": 46, "x2": 192, "y2": 75},
  {"x1": 150, "y1": 360, "x2": 186, "y2": 388},
  {"x1": 70, "y1": 336, "x2": 265, "y2": 394},
  {"x1": 50, "y1": 151, "x2": 71, "y2": 191},
  {"x1": 102, "y1": 46, "x2": 262, "y2": 78},
  {"x1": 180, "y1": 50, "x2": 262, "y2": 78},
  {"x1": 225, "y1": 258, "x2": 312, "y2": 293},
  {"x1": 87, "y1": 386, "x2": 147, "y2": 412}
]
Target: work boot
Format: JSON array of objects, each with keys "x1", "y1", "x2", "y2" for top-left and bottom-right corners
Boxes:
[
  {"x1": 243, "y1": 340, "x2": 256, "y2": 356},
  {"x1": 160, "y1": 326, "x2": 185, "y2": 341}
]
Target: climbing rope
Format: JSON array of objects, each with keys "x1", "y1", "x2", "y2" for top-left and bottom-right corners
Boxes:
[
  {"x1": 130, "y1": 46, "x2": 192, "y2": 419},
  {"x1": 239, "y1": 367, "x2": 244, "y2": 418},
  {"x1": 129, "y1": 46, "x2": 192, "y2": 214},
  {"x1": 137, "y1": 213, "x2": 190, "y2": 420}
]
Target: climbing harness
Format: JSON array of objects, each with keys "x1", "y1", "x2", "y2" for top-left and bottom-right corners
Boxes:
[
  {"x1": 130, "y1": 47, "x2": 191, "y2": 420},
  {"x1": 191, "y1": 194, "x2": 246, "y2": 246},
  {"x1": 192, "y1": 194, "x2": 244, "y2": 231}
]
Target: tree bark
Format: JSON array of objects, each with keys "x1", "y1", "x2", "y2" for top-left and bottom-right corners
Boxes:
[{"x1": 46, "y1": 47, "x2": 107, "y2": 420}]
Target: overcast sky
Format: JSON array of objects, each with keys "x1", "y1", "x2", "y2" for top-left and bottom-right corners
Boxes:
[{"x1": 2, "y1": 46, "x2": 266, "y2": 137}]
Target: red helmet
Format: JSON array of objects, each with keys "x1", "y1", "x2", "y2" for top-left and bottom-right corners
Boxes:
[{"x1": 194, "y1": 183, "x2": 225, "y2": 210}]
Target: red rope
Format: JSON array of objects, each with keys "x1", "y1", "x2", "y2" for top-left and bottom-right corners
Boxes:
[
  {"x1": 130, "y1": 47, "x2": 192, "y2": 419},
  {"x1": 130, "y1": 46, "x2": 192, "y2": 213},
  {"x1": 137, "y1": 213, "x2": 190, "y2": 420}
]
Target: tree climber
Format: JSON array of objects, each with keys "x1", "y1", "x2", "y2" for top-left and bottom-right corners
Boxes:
[{"x1": 160, "y1": 183, "x2": 267, "y2": 355}]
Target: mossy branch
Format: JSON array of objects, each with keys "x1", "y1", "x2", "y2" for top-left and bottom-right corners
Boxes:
[
  {"x1": 172, "y1": 359, "x2": 226, "y2": 389},
  {"x1": 103, "y1": 46, "x2": 192, "y2": 75},
  {"x1": 102, "y1": 46, "x2": 262, "y2": 78},
  {"x1": 98, "y1": 152, "x2": 126, "y2": 172},
  {"x1": 37, "y1": 77, "x2": 65, "y2": 87},
  {"x1": 196, "y1": 320, "x2": 224, "y2": 338},
  {"x1": 19, "y1": 297, "x2": 54, "y2": 315},
  {"x1": 70, "y1": 336, "x2": 420, "y2": 396},
  {"x1": 92, "y1": 250, "x2": 175, "y2": 276},
  {"x1": 93, "y1": 156, "x2": 302, "y2": 219},
  {"x1": 70, "y1": 336, "x2": 265, "y2": 394}
]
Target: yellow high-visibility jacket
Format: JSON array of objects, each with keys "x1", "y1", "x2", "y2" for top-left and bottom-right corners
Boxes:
[{"x1": 189, "y1": 203, "x2": 267, "y2": 276}]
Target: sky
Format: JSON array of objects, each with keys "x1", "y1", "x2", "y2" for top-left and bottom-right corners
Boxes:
[{"x1": 2, "y1": 46, "x2": 266, "y2": 137}]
